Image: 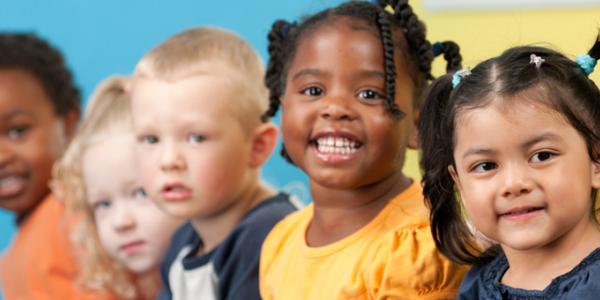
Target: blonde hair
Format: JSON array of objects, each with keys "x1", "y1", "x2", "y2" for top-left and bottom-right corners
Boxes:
[
  {"x1": 52, "y1": 76, "x2": 156, "y2": 299},
  {"x1": 134, "y1": 26, "x2": 269, "y2": 130}
]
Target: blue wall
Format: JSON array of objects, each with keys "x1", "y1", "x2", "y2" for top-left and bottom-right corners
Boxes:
[{"x1": 0, "y1": 0, "x2": 343, "y2": 256}]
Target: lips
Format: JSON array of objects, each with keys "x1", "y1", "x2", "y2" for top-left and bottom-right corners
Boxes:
[
  {"x1": 160, "y1": 181, "x2": 193, "y2": 202},
  {"x1": 119, "y1": 240, "x2": 146, "y2": 255},
  {"x1": 0, "y1": 175, "x2": 28, "y2": 198},
  {"x1": 499, "y1": 205, "x2": 545, "y2": 221}
]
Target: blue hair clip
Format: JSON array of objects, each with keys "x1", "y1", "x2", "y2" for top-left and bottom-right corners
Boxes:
[
  {"x1": 452, "y1": 68, "x2": 471, "y2": 88},
  {"x1": 576, "y1": 54, "x2": 597, "y2": 76}
]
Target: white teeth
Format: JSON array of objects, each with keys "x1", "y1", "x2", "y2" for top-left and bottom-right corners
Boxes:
[{"x1": 316, "y1": 136, "x2": 359, "y2": 155}]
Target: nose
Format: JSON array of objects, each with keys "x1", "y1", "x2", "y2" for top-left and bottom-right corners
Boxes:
[
  {"x1": 320, "y1": 93, "x2": 357, "y2": 121},
  {"x1": 160, "y1": 141, "x2": 185, "y2": 172},
  {"x1": 111, "y1": 202, "x2": 136, "y2": 232},
  {"x1": 500, "y1": 163, "x2": 534, "y2": 198}
]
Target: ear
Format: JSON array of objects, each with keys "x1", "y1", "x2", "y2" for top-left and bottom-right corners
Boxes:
[
  {"x1": 407, "y1": 106, "x2": 419, "y2": 150},
  {"x1": 248, "y1": 122, "x2": 278, "y2": 168},
  {"x1": 591, "y1": 159, "x2": 600, "y2": 190},
  {"x1": 63, "y1": 107, "x2": 81, "y2": 141},
  {"x1": 448, "y1": 164, "x2": 462, "y2": 194}
]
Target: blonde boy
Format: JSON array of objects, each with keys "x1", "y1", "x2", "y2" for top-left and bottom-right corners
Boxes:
[{"x1": 130, "y1": 27, "x2": 297, "y2": 300}]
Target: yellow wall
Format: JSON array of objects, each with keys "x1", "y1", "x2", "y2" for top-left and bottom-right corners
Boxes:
[{"x1": 403, "y1": 1, "x2": 600, "y2": 180}]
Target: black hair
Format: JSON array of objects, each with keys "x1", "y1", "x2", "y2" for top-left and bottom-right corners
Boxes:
[
  {"x1": 263, "y1": 0, "x2": 461, "y2": 163},
  {"x1": 0, "y1": 32, "x2": 81, "y2": 116},
  {"x1": 418, "y1": 34, "x2": 600, "y2": 265}
]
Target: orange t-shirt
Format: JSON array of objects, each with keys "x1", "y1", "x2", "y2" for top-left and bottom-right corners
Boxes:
[{"x1": 0, "y1": 194, "x2": 116, "y2": 299}]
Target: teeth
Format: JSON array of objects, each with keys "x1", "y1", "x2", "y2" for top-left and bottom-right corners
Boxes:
[{"x1": 316, "y1": 136, "x2": 359, "y2": 155}]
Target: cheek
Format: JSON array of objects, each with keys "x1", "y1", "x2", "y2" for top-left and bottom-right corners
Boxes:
[{"x1": 95, "y1": 218, "x2": 118, "y2": 255}]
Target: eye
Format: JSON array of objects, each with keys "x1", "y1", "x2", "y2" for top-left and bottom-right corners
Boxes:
[
  {"x1": 301, "y1": 86, "x2": 324, "y2": 97},
  {"x1": 92, "y1": 199, "x2": 111, "y2": 211},
  {"x1": 139, "y1": 135, "x2": 159, "y2": 144},
  {"x1": 132, "y1": 187, "x2": 147, "y2": 199},
  {"x1": 188, "y1": 134, "x2": 205, "y2": 144},
  {"x1": 357, "y1": 89, "x2": 383, "y2": 101},
  {"x1": 472, "y1": 162, "x2": 497, "y2": 173},
  {"x1": 530, "y1": 151, "x2": 554, "y2": 163},
  {"x1": 7, "y1": 125, "x2": 30, "y2": 139}
]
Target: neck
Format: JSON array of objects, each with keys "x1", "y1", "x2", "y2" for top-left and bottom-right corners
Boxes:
[
  {"x1": 306, "y1": 171, "x2": 412, "y2": 247},
  {"x1": 191, "y1": 180, "x2": 274, "y2": 254},
  {"x1": 502, "y1": 218, "x2": 600, "y2": 290},
  {"x1": 134, "y1": 271, "x2": 162, "y2": 299}
]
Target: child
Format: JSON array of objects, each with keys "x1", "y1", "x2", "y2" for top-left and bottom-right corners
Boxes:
[
  {"x1": 0, "y1": 32, "x2": 100, "y2": 298},
  {"x1": 418, "y1": 35, "x2": 600, "y2": 298},
  {"x1": 52, "y1": 76, "x2": 182, "y2": 299},
  {"x1": 129, "y1": 27, "x2": 298, "y2": 299},
  {"x1": 259, "y1": 1, "x2": 467, "y2": 299}
]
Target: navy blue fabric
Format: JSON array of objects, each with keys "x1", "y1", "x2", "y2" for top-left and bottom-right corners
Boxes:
[
  {"x1": 457, "y1": 247, "x2": 600, "y2": 300},
  {"x1": 157, "y1": 193, "x2": 296, "y2": 300}
]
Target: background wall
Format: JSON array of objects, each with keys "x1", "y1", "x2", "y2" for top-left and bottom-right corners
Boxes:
[{"x1": 1, "y1": 0, "x2": 599, "y2": 277}]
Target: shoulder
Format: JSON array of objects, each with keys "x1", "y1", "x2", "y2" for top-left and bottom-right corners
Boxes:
[
  {"x1": 549, "y1": 247, "x2": 600, "y2": 299},
  {"x1": 161, "y1": 222, "x2": 199, "y2": 273},
  {"x1": 238, "y1": 193, "x2": 299, "y2": 231},
  {"x1": 455, "y1": 257, "x2": 502, "y2": 300},
  {"x1": 212, "y1": 193, "x2": 298, "y2": 266},
  {"x1": 261, "y1": 202, "x2": 310, "y2": 253},
  {"x1": 366, "y1": 224, "x2": 468, "y2": 299},
  {"x1": 364, "y1": 183, "x2": 469, "y2": 299}
]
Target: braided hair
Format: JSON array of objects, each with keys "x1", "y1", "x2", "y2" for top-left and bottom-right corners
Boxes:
[
  {"x1": 264, "y1": 0, "x2": 460, "y2": 162},
  {"x1": 0, "y1": 32, "x2": 81, "y2": 116}
]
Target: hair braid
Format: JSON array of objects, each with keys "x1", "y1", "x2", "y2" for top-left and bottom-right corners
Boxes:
[
  {"x1": 432, "y1": 41, "x2": 463, "y2": 73},
  {"x1": 390, "y1": 0, "x2": 434, "y2": 81},
  {"x1": 262, "y1": 20, "x2": 294, "y2": 122},
  {"x1": 377, "y1": 11, "x2": 403, "y2": 118}
]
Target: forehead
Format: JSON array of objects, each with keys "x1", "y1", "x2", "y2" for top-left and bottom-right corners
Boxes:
[
  {"x1": 455, "y1": 99, "x2": 571, "y2": 144},
  {"x1": 0, "y1": 68, "x2": 54, "y2": 116},
  {"x1": 290, "y1": 18, "x2": 384, "y2": 71},
  {"x1": 131, "y1": 73, "x2": 241, "y2": 125}
]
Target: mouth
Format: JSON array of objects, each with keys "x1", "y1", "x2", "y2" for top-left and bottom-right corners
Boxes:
[
  {"x1": 0, "y1": 175, "x2": 28, "y2": 198},
  {"x1": 499, "y1": 206, "x2": 545, "y2": 221},
  {"x1": 119, "y1": 240, "x2": 146, "y2": 255},
  {"x1": 160, "y1": 181, "x2": 192, "y2": 202},
  {"x1": 309, "y1": 132, "x2": 363, "y2": 162}
]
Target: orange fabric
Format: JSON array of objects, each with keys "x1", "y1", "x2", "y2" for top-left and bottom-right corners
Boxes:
[{"x1": 0, "y1": 194, "x2": 117, "y2": 300}]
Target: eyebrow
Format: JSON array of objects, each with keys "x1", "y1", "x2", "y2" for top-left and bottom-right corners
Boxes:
[
  {"x1": 461, "y1": 132, "x2": 563, "y2": 160},
  {"x1": 291, "y1": 68, "x2": 385, "y2": 81},
  {"x1": 521, "y1": 132, "x2": 563, "y2": 149},
  {"x1": 291, "y1": 68, "x2": 324, "y2": 81},
  {"x1": 0, "y1": 109, "x2": 32, "y2": 120}
]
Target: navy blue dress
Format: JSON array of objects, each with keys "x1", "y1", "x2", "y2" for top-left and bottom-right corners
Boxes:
[{"x1": 458, "y1": 248, "x2": 600, "y2": 299}]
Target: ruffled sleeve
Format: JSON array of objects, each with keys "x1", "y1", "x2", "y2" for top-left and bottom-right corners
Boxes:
[{"x1": 365, "y1": 225, "x2": 468, "y2": 300}]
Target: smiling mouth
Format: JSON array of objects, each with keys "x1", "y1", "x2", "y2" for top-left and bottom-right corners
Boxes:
[
  {"x1": 312, "y1": 136, "x2": 362, "y2": 155},
  {"x1": 0, "y1": 175, "x2": 28, "y2": 198},
  {"x1": 500, "y1": 206, "x2": 545, "y2": 219}
]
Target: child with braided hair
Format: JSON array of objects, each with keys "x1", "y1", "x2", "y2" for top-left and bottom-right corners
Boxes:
[
  {"x1": 259, "y1": 1, "x2": 467, "y2": 299},
  {"x1": 419, "y1": 34, "x2": 600, "y2": 298}
]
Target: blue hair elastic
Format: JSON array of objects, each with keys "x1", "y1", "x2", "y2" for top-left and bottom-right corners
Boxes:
[
  {"x1": 432, "y1": 42, "x2": 444, "y2": 57},
  {"x1": 576, "y1": 54, "x2": 597, "y2": 76},
  {"x1": 452, "y1": 68, "x2": 471, "y2": 88}
]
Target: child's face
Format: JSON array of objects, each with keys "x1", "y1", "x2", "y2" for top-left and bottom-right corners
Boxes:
[
  {"x1": 0, "y1": 69, "x2": 73, "y2": 216},
  {"x1": 280, "y1": 18, "x2": 417, "y2": 189},
  {"x1": 131, "y1": 73, "x2": 256, "y2": 220},
  {"x1": 82, "y1": 134, "x2": 181, "y2": 274},
  {"x1": 450, "y1": 100, "x2": 600, "y2": 253}
]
